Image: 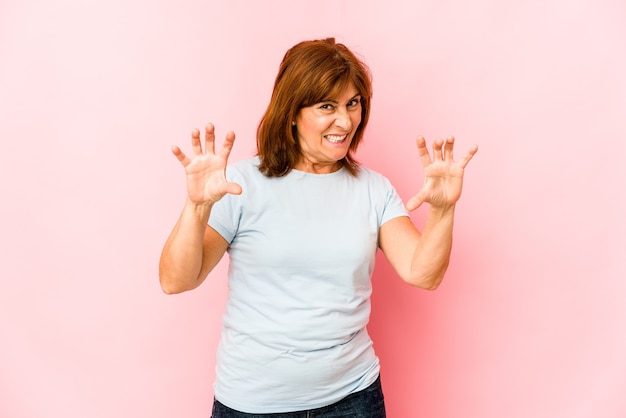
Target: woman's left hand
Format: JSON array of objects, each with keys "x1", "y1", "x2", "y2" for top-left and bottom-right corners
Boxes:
[{"x1": 405, "y1": 136, "x2": 478, "y2": 211}]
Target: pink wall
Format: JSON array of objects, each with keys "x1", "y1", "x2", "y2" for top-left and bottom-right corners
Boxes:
[{"x1": 1, "y1": 0, "x2": 624, "y2": 417}]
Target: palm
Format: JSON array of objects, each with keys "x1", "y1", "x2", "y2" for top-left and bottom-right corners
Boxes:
[
  {"x1": 406, "y1": 136, "x2": 477, "y2": 211},
  {"x1": 172, "y1": 124, "x2": 242, "y2": 205}
]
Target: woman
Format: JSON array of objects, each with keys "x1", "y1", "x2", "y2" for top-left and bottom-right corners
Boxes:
[{"x1": 160, "y1": 38, "x2": 477, "y2": 417}]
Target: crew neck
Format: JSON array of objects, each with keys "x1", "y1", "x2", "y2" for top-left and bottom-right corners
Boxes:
[{"x1": 290, "y1": 166, "x2": 346, "y2": 178}]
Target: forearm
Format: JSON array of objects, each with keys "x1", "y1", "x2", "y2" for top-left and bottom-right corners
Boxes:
[
  {"x1": 159, "y1": 199, "x2": 213, "y2": 294},
  {"x1": 408, "y1": 205, "x2": 455, "y2": 289}
]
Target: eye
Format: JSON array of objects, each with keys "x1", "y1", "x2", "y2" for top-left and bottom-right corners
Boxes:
[
  {"x1": 319, "y1": 103, "x2": 335, "y2": 111},
  {"x1": 347, "y1": 97, "x2": 361, "y2": 108}
]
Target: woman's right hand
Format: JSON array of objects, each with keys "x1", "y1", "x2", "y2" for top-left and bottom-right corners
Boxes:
[{"x1": 171, "y1": 123, "x2": 242, "y2": 205}]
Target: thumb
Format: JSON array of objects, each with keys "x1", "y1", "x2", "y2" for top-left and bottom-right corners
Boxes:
[
  {"x1": 224, "y1": 182, "x2": 242, "y2": 196},
  {"x1": 405, "y1": 192, "x2": 425, "y2": 212}
]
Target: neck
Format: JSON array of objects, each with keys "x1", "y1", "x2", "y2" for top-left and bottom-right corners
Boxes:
[{"x1": 294, "y1": 159, "x2": 342, "y2": 174}]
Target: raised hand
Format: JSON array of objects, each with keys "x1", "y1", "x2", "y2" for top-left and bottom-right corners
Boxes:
[
  {"x1": 171, "y1": 123, "x2": 242, "y2": 205},
  {"x1": 405, "y1": 136, "x2": 478, "y2": 211}
]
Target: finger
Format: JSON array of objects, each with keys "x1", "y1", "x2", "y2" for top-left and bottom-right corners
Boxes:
[
  {"x1": 224, "y1": 181, "x2": 243, "y2": 196},
  {"x1": 190, "y1": 128, "x2": 203, "y2": 155},
  {"x1": 458, "y1": 144, "x2": 479, "y2": 169},
  {"x1": 204, "y1": 123, "x2": 216, "y2": 155},
  {"x1": 218, "y1": 130, "x2": 236, "y2": 160},
  {"x1": 405, "y1": 192, "x2": 425, "y2": 212},
  {"x1": 444, "y1": 136, "x2": 455, "y2": 161},
  {"x1": 432, "y1": 137, "x2": 444, "y2": 161},
  {"x1": 171, "y1": 145, "x2": 190, "y2": 166},
  {"x1": 416, "y1": 136, "x2": 432, "y2": 167}
]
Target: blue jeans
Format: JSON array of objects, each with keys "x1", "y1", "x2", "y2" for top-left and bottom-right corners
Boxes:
[{"x1": 210, "y1": 376, "x2": 386, "y2": 418}]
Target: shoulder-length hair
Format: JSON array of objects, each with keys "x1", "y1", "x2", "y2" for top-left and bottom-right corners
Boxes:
[{"x1": 256, "y1": 38, "x2": 373, "y2": 177}]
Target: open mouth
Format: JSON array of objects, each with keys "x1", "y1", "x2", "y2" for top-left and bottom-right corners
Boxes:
[{"x1": 324, "y1": 134, "x2": 349, "y2": 144}]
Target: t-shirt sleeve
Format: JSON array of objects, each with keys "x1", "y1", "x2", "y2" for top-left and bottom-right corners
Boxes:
[{"x1": 379, "y1": 175, "x2": 409, "y2": 226}]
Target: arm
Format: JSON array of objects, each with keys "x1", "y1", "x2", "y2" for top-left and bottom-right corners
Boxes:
[
  {"x1": 159, "y1": 124, "x2": 242, "y2": 294},
  {"x1": 379, "y1": 136, "x2": 477, "y2": 290},
  {"x1": 159, "y1": 201, "x2": 229, "y2": 294}
]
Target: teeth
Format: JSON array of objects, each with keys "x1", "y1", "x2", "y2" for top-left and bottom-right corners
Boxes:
[{"x1": 325, "y1": 134, "x2": 347, "y2": 143}]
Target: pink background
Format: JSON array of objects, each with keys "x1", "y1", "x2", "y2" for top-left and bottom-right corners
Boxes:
[{"x1": 1, "y1": 0, "x2": 625, "y2": 417}]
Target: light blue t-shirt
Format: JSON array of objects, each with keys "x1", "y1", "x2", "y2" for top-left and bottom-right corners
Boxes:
[{"x1": 208, "y1": 157, "x2": 408, "y2": 413}]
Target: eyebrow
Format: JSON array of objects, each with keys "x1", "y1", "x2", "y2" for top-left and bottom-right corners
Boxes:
[{"x1": 320, "y1": 94, "x2": 362, "y2": 104}]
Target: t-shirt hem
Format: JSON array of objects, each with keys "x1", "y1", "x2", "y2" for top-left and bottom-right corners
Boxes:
[{"x1": 213, "y1": 370, "x2": 380, "y2": 414}]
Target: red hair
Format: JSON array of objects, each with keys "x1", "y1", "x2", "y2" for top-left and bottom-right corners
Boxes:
[{"x1": 257, "y1": 38, "x2": 373, "y2": 177}]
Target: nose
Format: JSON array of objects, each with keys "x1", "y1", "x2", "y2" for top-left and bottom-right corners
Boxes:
[{"x1": 334, "y1": 107, "x2": 352, "y2": 131}]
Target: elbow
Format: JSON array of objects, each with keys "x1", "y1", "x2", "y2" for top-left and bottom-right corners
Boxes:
[
  {"x1": 160, "y1": 276, "x2": 197, "y2": 295},
  {"x1": 405, "y1": 276, "x2": 443, "y2": 291},
  {"x1": 422, "y1": 279, "x2": 442, "y2": 291},
  {"x1": 159, "y1": 274, "x2": 184, "y2": 295},
  {"x1": 160, "y1": 281, "x2": 182, "y2": 295},
  {"x1": 159, "y1": 262, "x2": 178, "y2": 294},
  {"x1": 159, "y1": 264, "x2": 196, "y2": 295},
  {"x1": 402, "y1": 266, "x2": 448, "y2": 290},
  {"x1": 422, "y1": 271, "x2": 446, "y2": 290}
]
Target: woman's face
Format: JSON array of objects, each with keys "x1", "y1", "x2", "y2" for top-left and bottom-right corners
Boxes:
[{"x1": 294, "y1": 83, "x2": 362, "y2": 174}]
